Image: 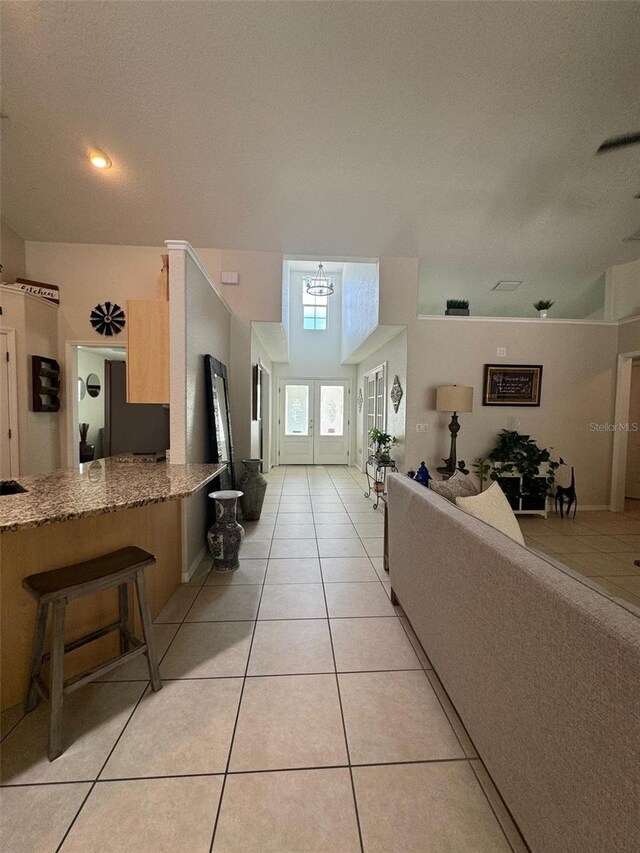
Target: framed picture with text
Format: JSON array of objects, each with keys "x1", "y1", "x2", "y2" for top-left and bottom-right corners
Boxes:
[{"x1": 483, "y1": 364, "x2": 543, "y2": 407}]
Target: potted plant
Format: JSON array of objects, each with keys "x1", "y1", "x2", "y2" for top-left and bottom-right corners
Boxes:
[
  {"x1": 446, "y1": 299, "x2": 470, "y2": 316},
  {"x1": 368, "y1": 428, "x2": 398, "y2": 463},
  {"x1": 534, "y1": 299, "x2": 554, "y2": 319},
  {"x1": 473, "y1": 430, "x2": 562, "y2": 512}
]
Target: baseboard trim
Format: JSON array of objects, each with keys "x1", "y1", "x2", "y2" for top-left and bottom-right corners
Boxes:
[
  {"x1": 577, "y1": 505, "x2": 611, "y2": 512},
  {"x1": 182, "y1": 545, "x2": 207, "y2": 583}
]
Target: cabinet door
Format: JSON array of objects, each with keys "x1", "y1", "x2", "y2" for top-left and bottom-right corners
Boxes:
[{"x1": 126, "y1": 300, "x2": 170, "y2": 403}]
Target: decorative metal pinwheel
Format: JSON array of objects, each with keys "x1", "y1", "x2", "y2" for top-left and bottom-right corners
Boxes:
[{"x1": 90, "y1": 302, "x2": 126, "y2": 336}]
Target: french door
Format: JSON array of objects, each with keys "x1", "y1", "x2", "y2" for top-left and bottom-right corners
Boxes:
[
  {"x1": 364, "y1": 363, "x2": 387, "y2": 464},
  {"x1": 278, "y1": 379, "x2": 350, "y2": 465}
]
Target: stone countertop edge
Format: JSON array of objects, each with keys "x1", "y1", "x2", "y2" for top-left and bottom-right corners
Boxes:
[{"x1": 0, "y1": 459, "x2": 227, "y2": 534}]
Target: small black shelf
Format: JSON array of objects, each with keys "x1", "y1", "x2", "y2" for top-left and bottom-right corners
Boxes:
[{"x1": 32, "y1": 355, "x2": 61, "y2": 412}]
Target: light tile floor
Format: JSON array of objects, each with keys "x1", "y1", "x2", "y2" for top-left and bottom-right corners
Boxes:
[
  {"x1": 522, "y1": 498, "x2": 640, "y2": 609},
  {"x1": 4, "y1": 464, "x2": 568, "y2": 852}
]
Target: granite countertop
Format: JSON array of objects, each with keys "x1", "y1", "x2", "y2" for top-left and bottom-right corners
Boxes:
[{"x1": 0, "y1": 458, "x2": 226, "y2": 533}]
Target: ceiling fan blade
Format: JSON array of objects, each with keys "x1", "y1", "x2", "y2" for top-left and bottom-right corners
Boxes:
[{"x1": 596, "y1": 131, "x2": 640, "y2": 154}]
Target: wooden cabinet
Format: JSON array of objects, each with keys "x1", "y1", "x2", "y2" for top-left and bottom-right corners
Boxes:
[{"x1": 126, "y1": 300, "x2": 170, "y2": 403}]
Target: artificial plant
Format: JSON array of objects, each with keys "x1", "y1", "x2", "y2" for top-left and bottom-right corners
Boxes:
[
  {"x1": 473, "y1": 430, "x2": 562, "y2": 501},
  {"x1": 368, "y1": 428, "x2": 398, "y2": 461}
]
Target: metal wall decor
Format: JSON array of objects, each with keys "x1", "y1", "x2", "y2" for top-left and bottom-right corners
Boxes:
[
  {"x1": 90, "y1": 302, "x2": 126, "y2": 336},
  {"x1": 357, "y1": 388, "x2": 363, "y2": 413},
  {"x1": 390, "y1": 375, "x2": 403, "y2": 413}
]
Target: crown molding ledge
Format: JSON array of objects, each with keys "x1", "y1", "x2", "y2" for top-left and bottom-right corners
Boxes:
[
  {"x1": 416, "y1": 315, "x2": 616, "y2": 326},
  {"x1": 165, "y1": 239, "x2": 231, "y2": 314}
]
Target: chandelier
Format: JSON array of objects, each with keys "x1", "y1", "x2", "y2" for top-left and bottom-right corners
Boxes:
[{"x1": 303, "y1": 263, "x2": 335, "y2": 297}]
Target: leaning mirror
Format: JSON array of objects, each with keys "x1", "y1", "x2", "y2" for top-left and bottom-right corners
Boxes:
[{"x1": 205, "y1": 355, "x2": 235, "y2": 490}]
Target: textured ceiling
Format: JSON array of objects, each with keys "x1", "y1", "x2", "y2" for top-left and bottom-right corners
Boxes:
[{"x1": 1, "y1": 1, "x2": 639, "y2": 296}]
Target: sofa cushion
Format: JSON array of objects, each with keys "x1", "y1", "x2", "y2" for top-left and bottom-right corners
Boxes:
[
  {"x1": 428, "y1": 470, "x2": 478, "y2": 501},
  {"x1": 455, "y1": 481, "x2": 525, "y2": 545}
]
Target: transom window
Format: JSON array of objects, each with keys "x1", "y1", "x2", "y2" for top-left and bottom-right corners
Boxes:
[{"x1": 302, "y1": 287, "x2": 328, "y2": 330}]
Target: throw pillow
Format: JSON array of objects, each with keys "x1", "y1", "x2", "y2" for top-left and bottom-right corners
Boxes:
[
  {"x1": 428, "y1": 470, "x2": 479, "y2": 502},
  {"x1": 455, "y1": 481, "x2": 525, "y2": 545}
]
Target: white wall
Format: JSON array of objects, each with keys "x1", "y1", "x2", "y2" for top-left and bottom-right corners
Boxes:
[
  {"x1": 168, "y1": 243, "x2": 231, "y2": 576},
  {"x1": 606, "y1": 260, "x2": 640, "y2": 321},
  {"x1": 356, "y1": 328, "x2": 408, "y2": 472},
  {"x1": 275, "y1": 271, "x2": 354, "y2": 380},
  {"x1": 618, "y1": 317, "x2": 640, "y2": 355},
  {"x1": 1, "y1": 220, "x2": 26, "y2": 283},
  {"x1": 404, "y1": 319, "x2": 617, "y2": 506},
  {"x1": 418, "y1": 262, "x2": 607, "y2": 320},
  {"x1": 77, "y1": 348, "x2": 106, "y2": 455},
  {"x1": 341, "y1": 262, "x2": 379, "y2": 361}
]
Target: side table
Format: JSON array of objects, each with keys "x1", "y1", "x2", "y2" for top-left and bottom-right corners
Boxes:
[{"x1": 364, "y1": 455, "x2": 398, "y2": 510}]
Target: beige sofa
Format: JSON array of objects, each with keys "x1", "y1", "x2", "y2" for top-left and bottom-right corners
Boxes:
[{"x1": 387, "y1": 473, "x2": 640, "y2": 853}]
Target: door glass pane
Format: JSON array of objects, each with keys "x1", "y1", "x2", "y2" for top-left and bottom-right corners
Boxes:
[
  {"x1": 320, "y1": 385, "x2": 344, "y2": 436},
  {"x1": 285, "y1": 385, "x2": 309, "y2": 435}
]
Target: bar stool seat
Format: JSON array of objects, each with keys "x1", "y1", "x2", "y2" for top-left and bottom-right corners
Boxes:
[{"x1": 23, "y1": 546, "x2": 162, "y2": 761}]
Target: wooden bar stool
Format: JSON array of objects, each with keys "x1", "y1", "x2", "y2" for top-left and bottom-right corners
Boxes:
[{"x1": 23, "y1": 546, "x2": 162, "y2": 761}]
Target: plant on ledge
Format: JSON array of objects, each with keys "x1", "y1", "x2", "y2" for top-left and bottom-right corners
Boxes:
[
  {"x1": 368, "y1": 428, "x2": 398, "y2": 463},
  {"x1": 473, "y1": 430, "x2": 562, "y2": 511},
  {"x1": 534, "y1": 299, "x2": 554, "y2": 318},
  {"x1": 445, "y1": 299, "x2": 470, "y2": 316}
]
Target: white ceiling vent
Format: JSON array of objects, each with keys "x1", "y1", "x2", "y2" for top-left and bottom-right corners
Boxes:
[
  {"x1": 492, "y1": 280, "x2": 522, "y2": 291},
  {"x1": 623, "y1": 227, "x2": 640, "y2": 242}
]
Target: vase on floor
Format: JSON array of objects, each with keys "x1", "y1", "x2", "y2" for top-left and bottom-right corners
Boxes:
[
  {"x1": 239, "y1": 459, "x2": 268, "y2": 520},
  {"x1": 208, "y1": 490, "x2": 245, "y2": 572}
]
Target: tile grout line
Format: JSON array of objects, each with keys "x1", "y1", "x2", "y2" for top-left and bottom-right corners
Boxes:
[
  {"x1": 468, "y1": 758, "x2": 532, "y2": 853},
  {"x1": 207, "y1": 470, "x2": 281, "y2": 852},
  {"x1": 313, "y1": 466, "x2": 366, "y2": 853},
  {"x1": 1, "y1": 755, "x2": 482, "y2": 790}
]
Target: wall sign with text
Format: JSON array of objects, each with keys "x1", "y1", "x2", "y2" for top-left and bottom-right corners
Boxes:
[{"x1": 483, "y1": 364, "x2": 543, "y2": 407}]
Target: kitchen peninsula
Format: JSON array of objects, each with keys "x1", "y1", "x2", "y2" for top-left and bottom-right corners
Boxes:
[{"x1": 0, "y1": 458, "x2": 224, "y2": 709}]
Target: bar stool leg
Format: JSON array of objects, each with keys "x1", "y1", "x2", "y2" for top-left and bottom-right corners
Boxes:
[
  {"x1": 118, "y1": 583, "x2": 130, "y2": 654},
  {"x1": 48, "y1": 598, "x2": 66, "y2": 761},
  {"x1": 25, "y1": 602, "x2": 49, "y2": 713},
  {"x1": 134, "y1": 569, "x2": 162, "y2": 693}
]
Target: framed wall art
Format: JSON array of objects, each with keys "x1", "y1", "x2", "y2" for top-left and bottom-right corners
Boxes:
[{"x1": 483, "y1": 364, "x2": 543, "y2": 407}]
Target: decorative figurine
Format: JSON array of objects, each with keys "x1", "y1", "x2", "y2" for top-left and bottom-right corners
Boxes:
[
  {"x1": 555, "y1": 467, "x2": 577, "y2": 518},
  {"x1": 414, "y1": 461, "x2": 432, "y2": 486}
]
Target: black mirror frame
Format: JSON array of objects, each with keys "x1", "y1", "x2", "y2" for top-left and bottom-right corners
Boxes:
[{"x1": 205, "y1": 354, "x2": 236, "y2": 489}]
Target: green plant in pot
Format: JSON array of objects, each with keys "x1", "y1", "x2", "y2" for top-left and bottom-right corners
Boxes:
[
  {"x1": 368, "y1": 428, "x2": 398, "y2": 463},
  {"x1": 534, "y1": 299, "x2": 554, "y2": 319},
  {"x1": 473, "y1": 430, "x2": 562, "y2": 511},
  {"x1": 446, "y1": 299, "x2": 470, "y2": 316}
]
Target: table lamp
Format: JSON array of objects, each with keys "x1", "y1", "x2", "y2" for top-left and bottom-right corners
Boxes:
[{"x1": 435, "y1": 385, "x2": 473, "y2": 476}]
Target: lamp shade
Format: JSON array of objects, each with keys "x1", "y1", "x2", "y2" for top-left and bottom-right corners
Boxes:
[{"x1": 436, "y1": 385, "x2": 473, "y2": 413}]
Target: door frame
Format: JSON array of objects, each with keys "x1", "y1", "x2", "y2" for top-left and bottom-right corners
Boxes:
[
  {"x1": 610, "y1": 349, "x2": 640, "y2": 512},
  {"x1": 65, "y1": 340, "x2": 127, "y2": 466},
  {"x1": 276, "y1": 377, "x2": 351, "y2": 466},
  {"x1": 361, "y1": 362, "x2": 387, "y2": 472},
  {"x1": 0, "y1": 328, "x2": 20, "y2": 476},
  {"x1": 259, "y1": 357, "x2": 272, "y2": 472}
]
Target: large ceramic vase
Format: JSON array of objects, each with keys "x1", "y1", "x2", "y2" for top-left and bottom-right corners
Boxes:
[
  {"x1": 239, "y1": 459, "x2": 268, "y2": 521},
  {"x1": 208, "y1": 490, "x2": 245, "y2": 572}
]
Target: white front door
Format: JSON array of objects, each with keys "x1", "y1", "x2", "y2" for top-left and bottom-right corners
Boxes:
[{"x1": 278, "y1": 379, "x2": 350, "y2": 465}]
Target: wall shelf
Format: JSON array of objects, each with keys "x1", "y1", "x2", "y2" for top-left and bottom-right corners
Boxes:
[{"x1": 32, "y1": 355, "x2": 61, "y2": 412}]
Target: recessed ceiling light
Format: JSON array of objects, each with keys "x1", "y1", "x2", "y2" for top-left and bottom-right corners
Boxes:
[
  {"x1": 492, "y1": 280, "x2": 522, "y2": 291},
  {"x1": 89, "y1": 151, "x2": 112, "y2": 170}
]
